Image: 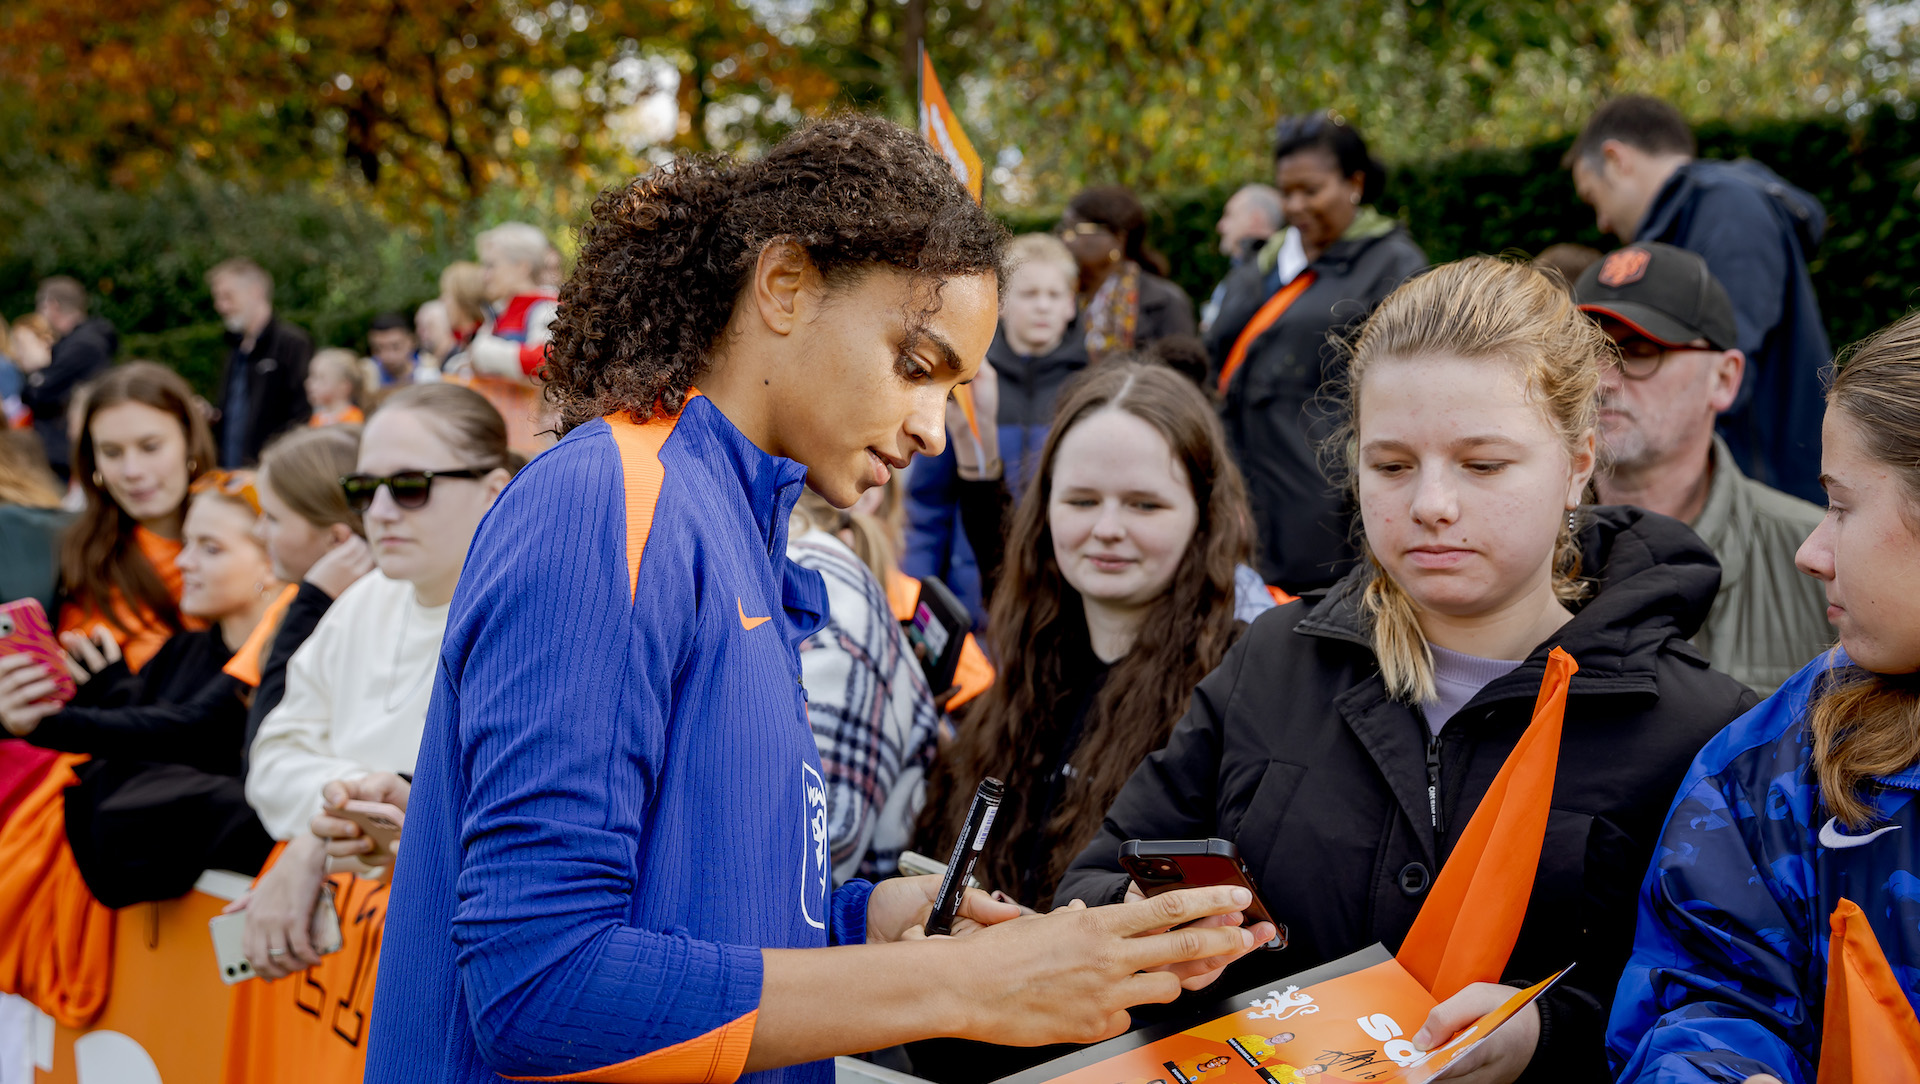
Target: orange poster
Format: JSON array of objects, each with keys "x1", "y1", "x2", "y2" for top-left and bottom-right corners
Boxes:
[{"x1": 1001, "y1": 946, "x2": 1568, "y2": 1084}]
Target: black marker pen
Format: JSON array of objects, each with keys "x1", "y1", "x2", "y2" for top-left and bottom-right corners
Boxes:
[{"x1": 924, "y1": 776, "x2": 1004, "y2": 936}]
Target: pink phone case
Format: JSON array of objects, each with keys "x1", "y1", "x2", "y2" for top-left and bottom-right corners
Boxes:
[{"x1": 0, "y1": 599, "x2": 78, "y2": 705}]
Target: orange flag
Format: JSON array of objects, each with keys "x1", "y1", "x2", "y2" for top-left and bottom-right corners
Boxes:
[
  {"x1": 1817, "y1": 898, "x2": 1920, "y2": 1083},
  {"x1": 917, "y1": 45, "x2": 983, "y2": 201},
  {"x1": 1396, "y1": 646, "x2": 1577, "y2": 1001},
  {"x1": 918, "y1": 43, "x2": 984, "y2": 440}
]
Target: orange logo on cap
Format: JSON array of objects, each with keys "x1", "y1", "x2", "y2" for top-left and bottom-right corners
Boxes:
[{"x1": 1597, "y1": 248, "x2": 1652, "y2": 287}]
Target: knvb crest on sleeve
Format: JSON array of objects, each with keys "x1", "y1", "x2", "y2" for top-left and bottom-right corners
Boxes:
[{"x1": 1598, "y1": 247, "x2": 1653, "y2": 287}]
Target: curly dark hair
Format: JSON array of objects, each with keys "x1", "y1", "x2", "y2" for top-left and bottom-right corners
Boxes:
[{"x1": 543, "y1": 113, "x2": 1009, "y2": 431}]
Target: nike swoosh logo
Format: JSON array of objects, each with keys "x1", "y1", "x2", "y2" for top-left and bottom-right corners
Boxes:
[
  {"x1": 737, "y1": 598, "x2": 772, "y2": 631},
  {"x1": 1819, "y1": 817, "x2": 1903, "y2": 849}
]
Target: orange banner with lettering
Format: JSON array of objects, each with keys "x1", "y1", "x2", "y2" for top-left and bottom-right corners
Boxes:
[{"x1": 221, "y1": 846, "x2": 390, "y2": 1084}]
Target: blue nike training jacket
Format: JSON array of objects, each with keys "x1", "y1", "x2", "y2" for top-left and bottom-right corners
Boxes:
[
  {"x1": 1608, "y1": 651, "x2": 1920, "y2": 1083},
  {"x1": 367, "y1": 394, "x2": 873, "y2": 1084}
]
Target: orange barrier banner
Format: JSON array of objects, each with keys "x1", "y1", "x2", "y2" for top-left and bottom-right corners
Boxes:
[
  {"x1": 38, "y1": 888, "x2": 234, "y2": 1084},
  {"x1": 0, "y1": 754, "x2": 113, "y2": 1031},
  {"x1": 220, "y1": 851, "x2": 390, "y2": 1084}
]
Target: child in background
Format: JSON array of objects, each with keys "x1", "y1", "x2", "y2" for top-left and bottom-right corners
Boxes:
[
  {"x1": 304, "y1": 348, "x2": 365, "y2": 427},
  {"x1": 991, "y1": 233, "x2": 1085, "y2": 496}
]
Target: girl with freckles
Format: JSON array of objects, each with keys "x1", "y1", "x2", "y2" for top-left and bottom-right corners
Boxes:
[{"x1": 1059, "y1": 257, "x2": 1757, "y2": 1084}]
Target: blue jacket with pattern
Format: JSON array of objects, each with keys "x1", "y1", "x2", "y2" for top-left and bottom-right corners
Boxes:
[{"x1": 1608, "y1": 651, "x2": 1920, "y2": 1083}]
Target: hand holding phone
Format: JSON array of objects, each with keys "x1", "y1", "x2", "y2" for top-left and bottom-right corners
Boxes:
[
  {"x1": 210, "y1": 884, "x2": 344, "y2": 985},
  {"x1": 0, "y1": 599, "x2": 78, "y2": 736},
  {"x1": 319, "y1": 800, "x2": 404, "y2": 861},
  {"x1": 1120, "y1": 838, "x2": 1286, "y2": 950}
]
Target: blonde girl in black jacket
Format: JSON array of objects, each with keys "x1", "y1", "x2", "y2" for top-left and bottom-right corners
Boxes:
[{"x1": 1059, "y1": 257, "x2": 1757, "y2": 1084}]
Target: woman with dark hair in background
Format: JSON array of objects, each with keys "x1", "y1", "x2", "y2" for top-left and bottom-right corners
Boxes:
[
  {"x1": 1059, "y1": 184, "x2": 1196, "y2": 361},
  {"x1": 922, "y1": 360, "x2": 1275, "y2": 913},
  {"x1": 911, "y1": 360, "x2": 1279, "y2": 1083},
  {"x1": 1207, "y1": 112, "x2": 1428, "y2": 594},
  {"x1": 58, "y1": 361, "x2": 218, "y2": 671}
]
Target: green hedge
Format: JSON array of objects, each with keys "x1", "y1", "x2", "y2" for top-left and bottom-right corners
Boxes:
[
  {"x1": 1005, "y1": 104, "x2": 1920, "y2": 350},
  {"x1": 5, "y1": 106, "x2": 1916, "y2": 401}
]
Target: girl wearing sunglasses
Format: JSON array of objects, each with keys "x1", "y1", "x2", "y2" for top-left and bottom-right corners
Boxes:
[{"x1": 233, "y1": 383, "x2": 515, "y2": 1004}]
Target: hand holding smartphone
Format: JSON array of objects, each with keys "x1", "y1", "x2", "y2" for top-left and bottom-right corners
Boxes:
[
  {"x1": 209, "y1": 884, "x2": 345, "y2": 984},
  {"x1": 320, "y1": 800, "x2": 404, "y2": 861},
  {"x1": 1120, "y1": 838, "x2": 1286, "y2": 950},
  {"x1": 0, "y1": 598, "x2": 78, "y2": 705}
]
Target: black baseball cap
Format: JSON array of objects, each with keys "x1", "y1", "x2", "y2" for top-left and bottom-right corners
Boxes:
[{"x1": 1573, "y1": 242, "x2": 1738, "y2": 352}]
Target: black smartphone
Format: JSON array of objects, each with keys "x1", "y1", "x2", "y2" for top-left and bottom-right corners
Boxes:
[
  {"x1": 903, "y1": 576, "x2": 969, "y2": 694},
  {"x1": 1119, "y1": 838, "x2": 1286, "y2": 949}
]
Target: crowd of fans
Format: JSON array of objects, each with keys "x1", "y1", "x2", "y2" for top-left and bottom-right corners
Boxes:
[{"x1": 0, "y1": 92, "x2": 1907, "y2": 1084}]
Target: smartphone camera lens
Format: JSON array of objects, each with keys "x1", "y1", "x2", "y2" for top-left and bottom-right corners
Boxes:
[{"x1": 0, "y1": 616, "x2": 13, "y2": 638}]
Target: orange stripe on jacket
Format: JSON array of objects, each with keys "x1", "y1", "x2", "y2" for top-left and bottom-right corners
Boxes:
[
  {"x1": 507, "y1": 1011, "x2": 758, "y2": 1083},
  {"x1": 1217, "y1": 270, "x2": 1317, "y2": 396},
  {"x1": 605, "y1": 414, "x2": 679, "y2": 602},
  {"x1": 223, "y1": 583, "x2": 300, "y2": 688}
]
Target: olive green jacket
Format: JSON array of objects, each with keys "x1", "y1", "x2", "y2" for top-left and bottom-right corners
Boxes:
[{"x1": 1688, "y1": 436, "x2": 1832, "y2": 695}]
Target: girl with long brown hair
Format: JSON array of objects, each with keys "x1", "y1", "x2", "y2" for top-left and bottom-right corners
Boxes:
[
  {"x1": 58, "y1": 361, "x2": 217, "y2": 671},
  {"x1": 1610, "y1": 309, "x2": 1920, "y2": 1084},
  {"x1": 1059, "y1": 258, "x2": 1757, "y2": 1084},
  {"x1": 920, "y1": 360, "x2": 1271, "y2": 912}
]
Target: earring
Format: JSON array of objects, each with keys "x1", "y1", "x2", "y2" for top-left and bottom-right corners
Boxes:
[
  {"x1": 1350, "y1": 192, "x2": 1361, "y2": 205},
  {"x1": 1567, "y1": 508, "x2": 1578, "y2": 534},
  {"x1": 1108, "y1": 247, "x2": 1122, "y2": 262},
  {"x1": 188, "y1": 458, "x2": 198, "y2": 474},
  {"x1": 91, "y1": 471, "x2": 104, "y2": 488}
]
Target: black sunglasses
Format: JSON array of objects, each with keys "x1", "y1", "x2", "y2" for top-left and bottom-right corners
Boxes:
[{"x1": 340, "y1": 468, "x2": 491, "y2": 512}]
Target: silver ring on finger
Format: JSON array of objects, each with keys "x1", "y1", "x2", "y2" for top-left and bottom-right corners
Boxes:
[{"x1": 268, "y1": 947, "x2": 289, "y2": 957}]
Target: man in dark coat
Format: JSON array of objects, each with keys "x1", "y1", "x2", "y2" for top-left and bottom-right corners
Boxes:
[
  {"x1": 1059, "y1": 505, "x2": 1759, "y2": 1084},
  {"x1": 22, "y1": 276, "x2": 117, "y2": 482},
  {"x1": 1570, "y1": 95, "x2": 1830, "y2": 503},
  {"x1": 208, "y1": 258, "x2": 313, "y2": 467}
]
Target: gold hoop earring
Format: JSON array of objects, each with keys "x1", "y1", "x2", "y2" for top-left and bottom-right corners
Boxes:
[
  {"x1": 91, "y1": 471, "x2": 104, "y2": 488},
  {"x1": 187, "y1": 458, "x2": 198, "y2": 474},
  {"x1": 1108, "y1": 247, "x2": 1122, "y2": 262}
]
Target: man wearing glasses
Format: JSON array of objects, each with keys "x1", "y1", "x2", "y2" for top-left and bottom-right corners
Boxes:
[{"x1": 1577, "y1": 243, "x2": 1830, "y2": 695}]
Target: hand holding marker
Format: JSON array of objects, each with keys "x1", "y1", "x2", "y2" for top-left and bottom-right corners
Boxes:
[{"x1": 925, "y1": 777, "x2": 1004, "y2": 936}]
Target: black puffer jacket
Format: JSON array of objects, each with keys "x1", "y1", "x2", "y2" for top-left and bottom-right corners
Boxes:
[
  {"x1": 1206, "y1": 226, "x2": 1426, "y2": 591},
  {"x1": 1057, "y1": 506, "x2": 1759, "y2": 1083}
]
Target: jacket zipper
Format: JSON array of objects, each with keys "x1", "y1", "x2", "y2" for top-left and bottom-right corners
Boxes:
[{"x1": 1426, "y1": 733, "x2": 1447, "y2": 840}]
